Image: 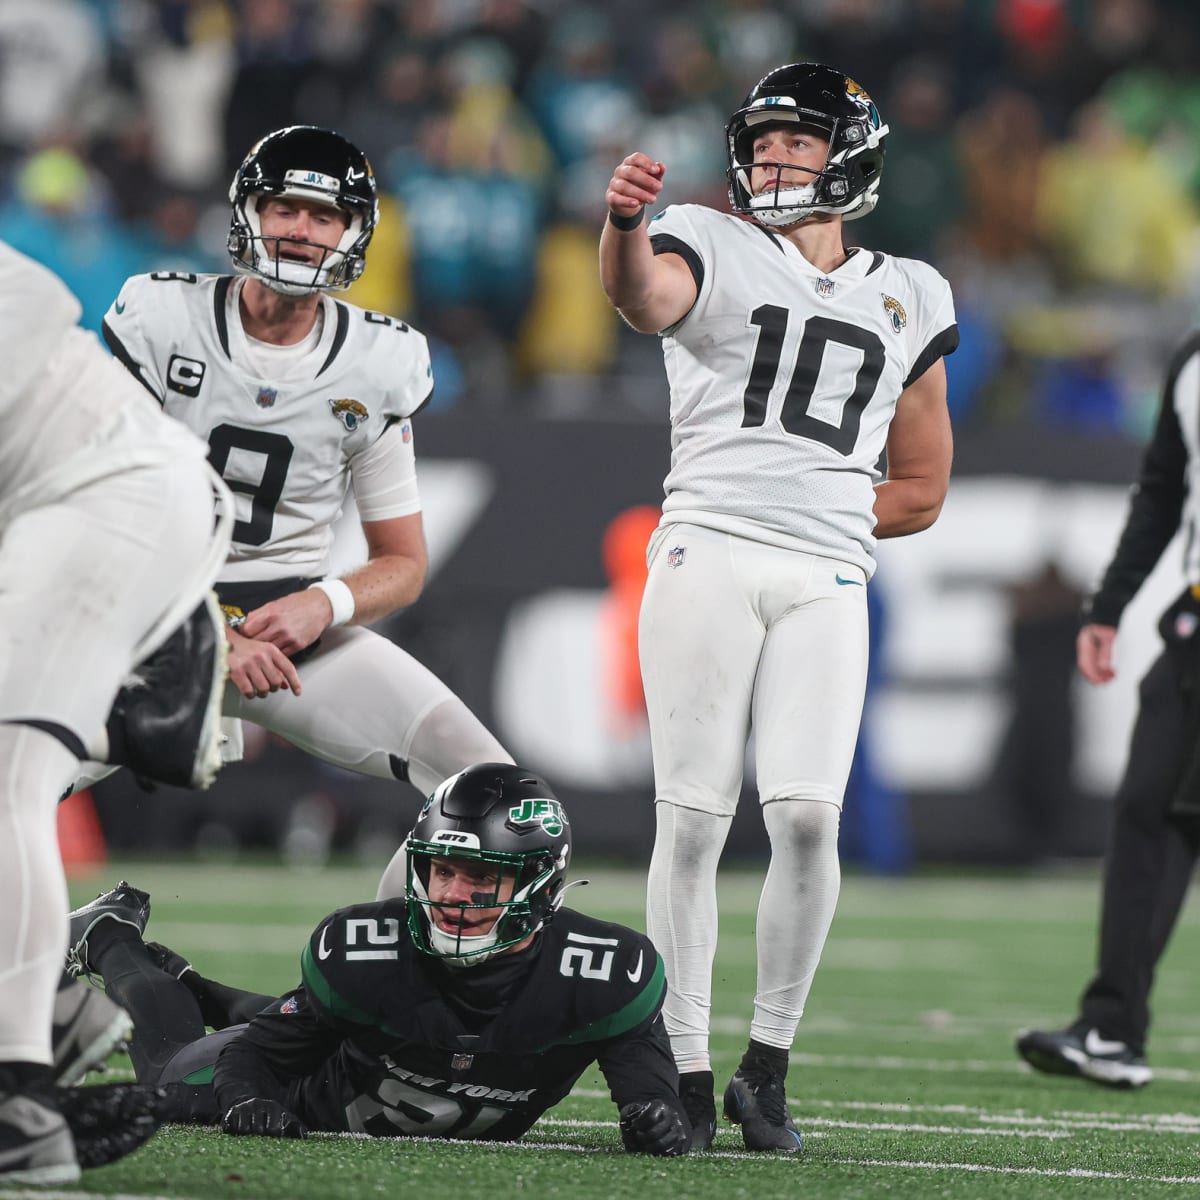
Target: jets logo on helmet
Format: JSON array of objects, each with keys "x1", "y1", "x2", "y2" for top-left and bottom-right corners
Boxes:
[
  {"x1": 726, "y1": 62, "x2": 889, "y2": 227},
  {"x1": 228, "y1": 125, "x2": 379, "y2": 296},
  {"x1": 404, "y1": 764, "x2": 573, "y2": 967},
  {"x1": 508, "y1": 799, "x2": 566, "y2": 836}
]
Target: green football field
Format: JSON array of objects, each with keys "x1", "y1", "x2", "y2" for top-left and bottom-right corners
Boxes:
[{"x1": 14, "y1": 860, "x2": 1200, "y2": 1199}]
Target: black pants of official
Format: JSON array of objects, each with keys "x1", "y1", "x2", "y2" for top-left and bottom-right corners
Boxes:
[{"x1": 1078, "y1": 647, "x2": 1200, "y2": 1053}]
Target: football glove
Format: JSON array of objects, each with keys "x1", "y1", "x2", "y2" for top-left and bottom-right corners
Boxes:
[
  {"x1": 618, "y1": 1098, "x2": 690, "y2": 1156},
  {"x1": 221, "y1": 1097, "x2": 307, "y2": 1139}
]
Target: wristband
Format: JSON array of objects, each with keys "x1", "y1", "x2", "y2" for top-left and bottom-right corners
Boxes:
[
  {"x1": 309, "y1": 579, "x2": 355, "y2": 627},
  {"x1": 608, "y1": 206, "x2": 645, "y2": 231}
]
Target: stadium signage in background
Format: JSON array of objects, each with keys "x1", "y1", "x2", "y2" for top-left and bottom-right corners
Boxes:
[{"x1": 332, "y1": 415, "x2": 1165, "y2": 861}]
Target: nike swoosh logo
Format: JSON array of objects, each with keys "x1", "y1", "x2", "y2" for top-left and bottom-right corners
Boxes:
[
  {"x1": 318, "y1": 925, "x2": 332, "y2": 960},
  {"x1": 626, "y1": 949, "x2": 644, "y2": 983},
  {"x1": 835, "y1": 574, "x2": 863, "y2": 587},
  {"x1": 115, "y1": 300, "x2": 126, "y2": 314},
  {"x1": 1084, "y1": 1029, "x2": 1128, "y2": 1056}
]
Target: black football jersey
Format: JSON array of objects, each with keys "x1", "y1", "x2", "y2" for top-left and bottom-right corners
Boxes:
[{"x1": 213, "y1": 899, "x2": 677, "y2": 1139}]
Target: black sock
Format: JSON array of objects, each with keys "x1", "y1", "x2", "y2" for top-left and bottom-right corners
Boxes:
[
  {"x1": 0, "y1": 1061, "x2": 55, "y2": 1100},
  {"x1": 178, "y1": 972, "x2": 277, "y2": 1029},
  {"x1": 679, "y1": 1069, "x2": 714, "y2": 1095},
  {"x1": 740, "y1": 1039, "x2": 789, "y2": 1076},
  {"x1": 89, "y1": 925, "x2": 206, "y2": 1081}
]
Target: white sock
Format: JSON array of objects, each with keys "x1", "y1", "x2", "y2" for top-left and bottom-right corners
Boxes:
[
  {"x1": 646, "y1": 802, "x2": 731, "y2": 1073},
  {"x1": 750, "y1": 798, "x2": 842, "y2": 1049},
  {"x1": 0, "y1": 725, "x2": 78, "y2": 1064}
]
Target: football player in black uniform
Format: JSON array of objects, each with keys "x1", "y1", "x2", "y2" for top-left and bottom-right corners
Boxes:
[{"x1": 66, "y1": 765, "x2": 691, "y2": 1155}]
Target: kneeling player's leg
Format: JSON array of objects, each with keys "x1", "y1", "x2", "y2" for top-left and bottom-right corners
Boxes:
[
  {"x1": 0, "y1": 726, "x2": 78, "y2": 1067},
  {"x1": 227, "y1": 626, "x2": 511, "y2": 794}
]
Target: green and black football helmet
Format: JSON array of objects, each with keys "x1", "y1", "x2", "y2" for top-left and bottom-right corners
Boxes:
[
  {"x1": 227, "y1": 125, "x2": 378, "y2": 295},
  {"x1": 725, "y1": 62, "x2": 888, "y2": 227},
  {"x1": 405, "y1": 763, "x2": 572, "y2": 967}
]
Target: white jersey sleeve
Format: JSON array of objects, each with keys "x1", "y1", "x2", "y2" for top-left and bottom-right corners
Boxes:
[
  {"x1": 101, "y1": 273, "x2": 434, "y2": 581},
  {"x1": 646, "y1": 203, "x2": 957, "y2": 574}
]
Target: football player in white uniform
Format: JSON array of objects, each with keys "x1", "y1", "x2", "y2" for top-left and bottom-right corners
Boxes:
[
  {"x1": 99, "y1": 126, "x2": 510, "y2": 845},
  {"x1": 0, "y1": 241, "x2": 232, "y2": 1183},
  {"x1": 600, "y1": 63, "x2": 957, "y2": 1151}
]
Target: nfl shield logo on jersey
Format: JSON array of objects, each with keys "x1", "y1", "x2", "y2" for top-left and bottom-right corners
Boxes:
[
  {"x1": 815, "y1": 277, "x2": 835, "y2": 298},
  {"x1": 667, "y1": 545, "x2": 686, "y2": 569},
  {"x1": 256, "y1": 387, "x2": 277, "y2": 408}
]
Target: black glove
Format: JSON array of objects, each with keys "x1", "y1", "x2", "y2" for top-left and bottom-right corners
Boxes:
[
  {"x1": 221, "y1": 1097, "x2": 307, "y2": 1139},
  {"x1": 618, "y1": 1099, "x2": 690, "y2": 1156}
]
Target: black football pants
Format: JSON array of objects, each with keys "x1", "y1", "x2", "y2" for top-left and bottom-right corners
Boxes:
[{"x1": 1077, "y1": 647, "x2": 1200, "y2": 1053}]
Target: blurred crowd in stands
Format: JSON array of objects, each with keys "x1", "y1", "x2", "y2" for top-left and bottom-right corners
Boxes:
[{"x1": 4, "y1": 0, "x2": 1200, "y2": 432}]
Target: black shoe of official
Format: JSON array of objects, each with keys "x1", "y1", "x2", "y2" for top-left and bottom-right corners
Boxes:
[
  {"x1": 66, "y1": 881, "x2": 151, "y2": 981},
  {"x1": 144, "y1": 941, "x2": 194, "y2": 981},
  {"x1": 679, "y1": 1071, "x2": 717, "y2": 1151},
  {"x1": 1015, "y1": 1020, "x2": 1152, "y2": 1089},
  {"x1": 58, "y1": 1081, "x2": 168, "y2": 1169},
  {"x1": 105, "y1": 592, "x2": 228, "y2": 790},
  {"x1": 0, "y1": 1088, "x2": 78, "y2": 1185},
  {"x1": 52, "y1": 977, "x2": 132, "y2": 1085},
  {"x1": 723, "y1": 1065, "x2": 804, "y2": 1152}
]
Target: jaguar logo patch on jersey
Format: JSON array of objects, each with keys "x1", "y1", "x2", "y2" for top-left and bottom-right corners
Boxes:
[
  {"x1": 508, "y1": 799, "x2": 566, "y2": 836},
  {"x1": 256, "y1": 386, "x2": 277, "y2": 408},
  {"x1": 881, "y1": 293, "x2": 907, "y2": 333},
  {"x1": 330, "y1": 397, "x2": 369, "y2": 431}
]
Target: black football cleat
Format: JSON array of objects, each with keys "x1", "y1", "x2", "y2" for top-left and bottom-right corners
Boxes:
[
  {"x1": 0, "y1": 1089, "x2": 78, "y2": 1184},
  {"x1": 679, "y1": 1071, "x2": 717, "y2": 1151},
  {"x1": 723, "y1": 1066, "x2": 804, "y2": 1152},
  {"x1": 52, "y1": 977, "x2": 132, "y2": 1085},
  {"x1": 58, "y1": 1081, "x2": 167, "y2": 1169},
  {"x1": 66, "y1": 881, "x2": 151, "y2": 980},
  {"x1": 1015, "y1": 1021, "x2": 1152, "y2": 1088},
  {"x1": 104, "y1": 592, "x2": 229, "y2": 790}
]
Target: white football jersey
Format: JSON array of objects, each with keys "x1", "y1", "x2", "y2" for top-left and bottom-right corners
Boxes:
[
  {"x1": 648, "y1": 204, "x2": 958, "y2": 574},
  {"x1": 102, "y1": 273, "x2": 433, "y2": 581},
  {"x1": 0, "y1": 242, "x2": 207, "y2": 518}
]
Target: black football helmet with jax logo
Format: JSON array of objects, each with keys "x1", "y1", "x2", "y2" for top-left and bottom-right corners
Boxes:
[
  {"x1": 726, "y1": 62, "x2": 889, "y2": 227},
  {"x1": 228, "y1": 125, "x2": 378, "y2": 295},
  {"x1": 405, "y1": 763, "x2": 573, "y2": 966}
]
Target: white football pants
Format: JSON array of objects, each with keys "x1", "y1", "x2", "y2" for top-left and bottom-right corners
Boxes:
[
  {"x1": 0, "y1": 452, "x2": 224, "y2": 1066},
  {"x1": 640, "y1": 523, "x2": 868, "y2": 1069}
]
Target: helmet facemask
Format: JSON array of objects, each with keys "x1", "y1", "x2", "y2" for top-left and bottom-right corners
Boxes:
[
  {"x1": 230, "y1": 195, "x2": 365, "y2": 296},
  {"x1": 405, "y1": 839, "x2": 565, "y2": 968}
]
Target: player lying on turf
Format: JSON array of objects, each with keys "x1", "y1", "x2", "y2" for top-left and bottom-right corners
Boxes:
[{"x1": 66, "y1": 764, "x2": 692, "y2": 1155}]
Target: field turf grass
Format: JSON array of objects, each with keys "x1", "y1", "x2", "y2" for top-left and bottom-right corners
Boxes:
[{"x1": 10, "y1": 860, "x2": 1198, "y2": 1199}]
